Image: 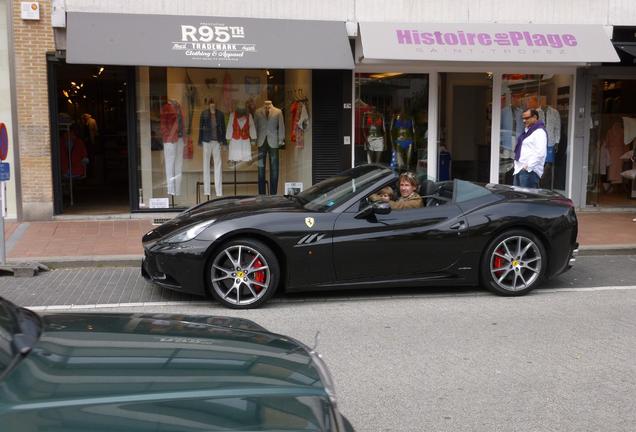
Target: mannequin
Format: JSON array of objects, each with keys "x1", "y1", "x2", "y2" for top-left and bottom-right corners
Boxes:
[
  {"x1": 254, "y1": 100, "x2": 285, "y2": 194},
  {"x1": 160, "y1": 99, "x2": 185, "y2": 196},
  {"x1": 226, "y1": 101, "x2": 256, "y2": 163},
  {"x1": 198, "y1": 97, "x2": 227, "y2": 198},
  {"x1": 362, "y1": 109, "x2": 386, "y2": 164},
  {"x1": 391, "y1": 112, "x2": 416, "y2": 170}
]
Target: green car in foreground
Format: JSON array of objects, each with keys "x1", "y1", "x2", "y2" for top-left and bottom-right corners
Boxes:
[{"x1": 0, "y1": 296, "x2": 354, "y2": 431}]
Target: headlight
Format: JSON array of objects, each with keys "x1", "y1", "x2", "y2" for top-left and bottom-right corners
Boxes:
[{"x1": 162, "y1": 220, "x2": 215, "y2": 243}]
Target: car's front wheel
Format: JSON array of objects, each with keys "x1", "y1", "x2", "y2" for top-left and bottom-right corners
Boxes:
[
  {"x1": 207, "y1": 238, "x2": 279, "y2": 309},
  {"x1": 481, "y1": 229, "x2": 546, "y2": 296}
]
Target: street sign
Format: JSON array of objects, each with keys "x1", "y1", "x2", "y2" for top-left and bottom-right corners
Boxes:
[
  {"x1": 0, "y1": 123, "x2": 8, "y2": 161},
  {"x1": 0, "y1": 163, "x2": 9, "y2": 182}
]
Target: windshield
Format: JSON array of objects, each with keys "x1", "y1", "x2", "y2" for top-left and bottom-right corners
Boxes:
[{"x1": 297, "y1": 165, "x2": 391, "y2": 211}]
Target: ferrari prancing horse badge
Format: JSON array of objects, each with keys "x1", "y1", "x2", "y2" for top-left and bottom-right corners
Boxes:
[{"x1": 304, "y1": 217, "x2": 315, "y2": 228}]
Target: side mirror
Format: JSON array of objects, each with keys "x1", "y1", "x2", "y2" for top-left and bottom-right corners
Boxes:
[
  {"x1": 373, "y1": 201, "x2": 391, "y2": 215},
  {"x1": 354, "y1": 201, "x2": 391, "y2": 219}
]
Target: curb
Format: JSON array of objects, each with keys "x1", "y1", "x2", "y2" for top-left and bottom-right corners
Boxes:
[
  {"x1": 6, "y1": 255, "x2": 143, "y2": 269},
  {"x1": 5, "y1": 246, "x2": 635, "y2": 270}
]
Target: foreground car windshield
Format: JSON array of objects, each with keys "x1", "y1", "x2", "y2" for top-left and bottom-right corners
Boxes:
[{"x1": 297, "y1": 165, "x2": 391, "y2": 211}]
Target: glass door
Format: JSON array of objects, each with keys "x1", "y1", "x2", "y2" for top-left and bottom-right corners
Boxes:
[{"x1": 439, "y1": 73, "x2": 492, "y2": 182}]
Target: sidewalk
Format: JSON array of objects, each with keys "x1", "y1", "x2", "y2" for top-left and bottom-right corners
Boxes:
[{"x1": 1, "y1": 211, "x2": 635, "y2": 267}]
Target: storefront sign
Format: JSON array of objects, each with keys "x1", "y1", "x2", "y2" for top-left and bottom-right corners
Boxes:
[
  {"x1": 20, "y1": 2, "x2": 40, "y2": 20},
  {"x1": 359, "y1": 23, "x2": 619, "y2": 63},
  {"x1": 66, "y1": 13, "x2": 354, "y2": 69},
  {"x1": 0, "y1": 123, "x2": 8, "y2": 161}
]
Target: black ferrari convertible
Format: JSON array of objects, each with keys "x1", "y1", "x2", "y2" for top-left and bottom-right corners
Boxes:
[{"x1": 142, "y1": 164, "x2": 578, "y2": 309}]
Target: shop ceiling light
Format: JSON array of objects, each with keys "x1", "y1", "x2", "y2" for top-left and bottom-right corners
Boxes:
[{"x1": 368, "y1": 72, "x2": 403, "y2": 79}]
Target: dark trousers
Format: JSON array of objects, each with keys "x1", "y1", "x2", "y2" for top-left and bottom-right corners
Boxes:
[
  {"x1": 258, "y1": 139, "x2": 279, "y2": 195},
  {"x1": 513, "y1": 169, "x2": 540, "y2": 188}
]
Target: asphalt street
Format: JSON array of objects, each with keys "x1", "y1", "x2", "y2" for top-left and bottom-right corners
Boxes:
[{"x1": 0, "y1": 255, "x2": 635, "y2": 431}]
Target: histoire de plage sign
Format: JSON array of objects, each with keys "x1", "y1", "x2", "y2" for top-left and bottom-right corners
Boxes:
[
  {"x1": 396, "y1": 29, "x2": 577, "y2": 55},
  {"x1": 172, "y1": 23, "x2": 257, "y2": 62}
]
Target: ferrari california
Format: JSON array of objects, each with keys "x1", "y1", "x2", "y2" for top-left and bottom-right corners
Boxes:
[{"x1": 142, "y1": 164, "x2": 579, "y2": 309}]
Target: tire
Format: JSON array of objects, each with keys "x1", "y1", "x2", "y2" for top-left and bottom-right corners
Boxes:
[
  {"x1": 207, "y1": 238, "x2": 280, "y2": 309},
  {"x1": 480, "y1": 229, "x2": 547, "y2": 296}
]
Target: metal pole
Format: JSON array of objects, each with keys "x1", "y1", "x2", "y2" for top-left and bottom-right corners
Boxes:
[{"x1": 0, "y1": 181, "x2": 6, "y2": 265}]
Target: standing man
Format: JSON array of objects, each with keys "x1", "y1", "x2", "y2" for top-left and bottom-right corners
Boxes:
[
  {"x1": 513, "y1": 109, "x2": 547, "y2": 188},
  {"x1": 254, "y1": 100, "x2": 285, "y2": 195}
]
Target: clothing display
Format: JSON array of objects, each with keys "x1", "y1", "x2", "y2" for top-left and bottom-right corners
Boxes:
[
  {"x1": 290, "y1": 99, "x2": 310, "y2": 149},
  {"x1": 254, "y1": 103, "x2": 285, "y2": 148},
  {"x1": 163, "y1": 138, "x2": 184, "y2": 196},
  {"x1": 160, "y1": 100, "x2": 186, "y2": 195},
  {"x1": 226, "y1": 110, "x2": 256, "y2": 162},
  {"x1": 255, "y1": 102, "x2": 285, "y2": 194},
  {"x1": 622, "y1": 116, "x2": 636, "y2": 145},
  {"x1": 391, "y1": 114, "x2": 415, "y2": 170},
  {"x1": 363, "y1": 111, "x2": 386, "y2": 164},
  {"x1": 539, "y1": 105, "x2": 561, "y2": 147},
  {"x1": 199, "y1": 107, "x2": 227, "y2": 197},
  {"x1": 202, "y1": 140, "x2": 223, "y2": 197},
  {"x1": 355, "y1": 100, "x2": 374, "y2": 147},
  {"x1": 60, "y1": 130, "x2": 88, "y2": 178},
  {"x1": 603, "y1": 121, "x2": 625, "y2": 184}
]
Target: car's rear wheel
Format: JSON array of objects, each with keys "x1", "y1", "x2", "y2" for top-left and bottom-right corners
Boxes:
[
  {"x1": 207, "y1": 239, "x2": 279, "y2": 309},
  {"x1": 481, "y1": 229, "x2": 546, "y2": 296}
]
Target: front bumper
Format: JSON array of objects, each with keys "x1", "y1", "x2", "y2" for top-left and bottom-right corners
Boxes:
[{"x1": 142, "y1": 240, "x2": 210, "y2": 296}]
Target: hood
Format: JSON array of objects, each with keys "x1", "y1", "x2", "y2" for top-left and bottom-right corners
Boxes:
[
  {"x1": 0, "y1": 312, "x2": 326, "y2": 415},
  {"x1": 143, "y1": 195, "x2": 302, "y2": 243}
]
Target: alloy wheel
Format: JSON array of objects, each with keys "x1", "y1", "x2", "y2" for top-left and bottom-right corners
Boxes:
[
  {"x1": 489, "y1": 235, "x2": 542, "y2": 292},
  {"x1": 211, "y1": 244, "x2": 271, "y2": 307}
]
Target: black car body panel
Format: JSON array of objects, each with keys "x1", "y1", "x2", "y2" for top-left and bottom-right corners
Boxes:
[{"x1": 142, "y1": 165, "x2": 578, "y2": 299}]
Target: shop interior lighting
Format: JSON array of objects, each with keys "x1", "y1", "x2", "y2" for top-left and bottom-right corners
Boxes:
[
  {"x1": 98, "y1": 67, "x2": 104, "y2": 75},
  {"x1": 62, "y1": 90, "x2": 69, "y2": 98},
  {"x1": 368, "y1": 72, "x2": 404, "y2": 79}
]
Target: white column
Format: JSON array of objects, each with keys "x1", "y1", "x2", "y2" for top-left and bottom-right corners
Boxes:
[
  {"x1": 490, "y1": 73, "x2": 502, "y2": 184},
  {"x1": 427, "y1": 72, "x2": 438, "y2": 181}
]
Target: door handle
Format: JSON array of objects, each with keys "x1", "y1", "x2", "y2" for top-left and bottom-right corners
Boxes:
[{"x1": 449, "y1": 221, "x2": 466, "y2": 230}]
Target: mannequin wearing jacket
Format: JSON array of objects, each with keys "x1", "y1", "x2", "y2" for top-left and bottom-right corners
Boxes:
[
  {"x1": 160, "y1": 99, "x2": 185, "y2": 196},
  {"x1": 198, "y1": 98, "x2": 227, "y2": 197},
  {"x1": 254, "y1": 100, "x2": 285, "y2": 194}
]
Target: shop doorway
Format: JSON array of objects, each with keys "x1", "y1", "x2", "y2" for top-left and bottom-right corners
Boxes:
[
  {"x1": 439, "y1": 73, "x2": 493, "y2": 183},
  {"x1": 587, "y1": 78, "x2": 636, "y2": 207},
  {"x1": 49, "y1": 59, "x2": 133, "y2": 214}
]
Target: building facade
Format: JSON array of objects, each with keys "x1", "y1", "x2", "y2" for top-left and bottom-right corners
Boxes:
[{"x1": 7, "y1": 0, "x2": 636, "y2": 220}]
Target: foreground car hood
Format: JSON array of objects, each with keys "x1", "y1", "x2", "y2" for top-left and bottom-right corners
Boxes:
[
  {"x1": 144, "y1": 195, "x2": 301, "y2": 242},
  {"x1": 0, "y1": 312, "x2": 330, "y2": 430}
]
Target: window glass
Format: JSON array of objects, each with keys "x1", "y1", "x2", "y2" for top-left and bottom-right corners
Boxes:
[
  {"x1": 136, "y1": 67, "x2": 312, "y2": 209},
  {"x1": 499, "y1": 74, "x2": 572, "y2": 191},
  {"x1": 454, "y1": 179, "x2": 492, "y2": 203},
  {"x1": 354, "y1": 73, "x2": 429, "y2": 175}
]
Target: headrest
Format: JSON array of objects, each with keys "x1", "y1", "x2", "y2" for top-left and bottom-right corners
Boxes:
[{"x1": 419, "y1": 180, "x2": 437, "y2": 196}]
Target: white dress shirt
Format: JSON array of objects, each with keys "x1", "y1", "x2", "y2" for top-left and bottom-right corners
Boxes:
[{"x1": 513, "y1": 127, "x2": 547, "y2": 177}]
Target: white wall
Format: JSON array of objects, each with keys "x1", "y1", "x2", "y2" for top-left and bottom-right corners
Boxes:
[{"x1": 65, "y1": 0, "x2": 636, "y2": 26}]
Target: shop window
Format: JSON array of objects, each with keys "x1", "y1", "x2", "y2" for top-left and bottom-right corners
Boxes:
[
  {"x1": 135, "y1": 67, "x2": 312, "y2": 209},
  {"x1": 354, "y1": 73, "x2": 429, "y2": 176},
  {"x1": 499, "y1": 74, "x2": 572, "y2": 191}
]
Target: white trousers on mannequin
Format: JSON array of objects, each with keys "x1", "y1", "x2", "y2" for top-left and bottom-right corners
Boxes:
[
  {"x1": 202, "y1": 140, "x2": 223, "y2": 197},
  {"x1": 163, "y1": 138, "x2": 184, "y2": 195}
]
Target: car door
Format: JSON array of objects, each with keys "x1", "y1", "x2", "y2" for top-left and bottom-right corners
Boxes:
[{"x1": 332, "y1": 201, "x2": 467, "y2": 282}]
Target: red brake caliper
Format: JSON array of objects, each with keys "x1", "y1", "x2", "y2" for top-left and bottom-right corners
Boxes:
[
  {"x1": 493, "y1": 248, "x2": 505, "y2": 277},
  {"x1": 252, "y1": 258, "x2": 265, "y2": 293}
]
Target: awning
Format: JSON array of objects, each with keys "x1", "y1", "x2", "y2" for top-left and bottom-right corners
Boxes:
[
  {"x1": 358, "y1": 22, "x2": 619, "y2": 64},
  {"x1": 66, "y1": 12, "x2": 354, "y2": 69}
]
